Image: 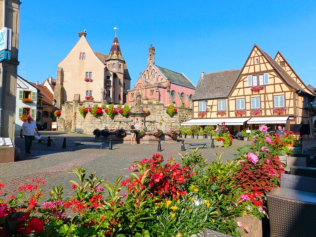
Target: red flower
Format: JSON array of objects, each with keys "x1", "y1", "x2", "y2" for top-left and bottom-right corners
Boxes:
[
  {"x1": 253, "y1": 186, "x2": 258, "y2": 191},
  {"x1": 26, "y1": 217, "x2": 44, "y2": 234},
  {"x1": 174, "y1": 108, "x2": 177, "y2": 112},
  {"x1": 119, "y1": 109, "x2": 123, "y2": 114},
  {"x1": 29, "y1": 199, "x2": 37, "y2": 206},
  {"x1": 71, "y1": 184, "x2": 77, "y2": 190}
]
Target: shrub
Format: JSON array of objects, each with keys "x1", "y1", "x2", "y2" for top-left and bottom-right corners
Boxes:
[
  {"x1": 204, "y1": 126, "x2": 215, "y2": 136},
  {"x1": 93, "y1": 128, "x2": 101, "y2": 136},
  {"x1": 198, "y1": 127, "x2": 204, "y2": 136},
  {"x1": 156, "y1": 100, "x2": 160, "y2": 105},
  {"x1": 101, "y1": 128, "x2": 110, "y2": 137},
  {"x1": 179, "y1": 126, "x2": 189, "y2": 135},
  {"x1": 241, "y1": 130, "x2": 248, "y2": 138},
  {"x1": 187, "y1": 129, "x2": 193, "y2": 136},
  {"x1": 148, "y1": 100, "x2": 152, "y2": 105},
  {"x1": 136, "y1": 130, "x2": 146, "y2": 139}
]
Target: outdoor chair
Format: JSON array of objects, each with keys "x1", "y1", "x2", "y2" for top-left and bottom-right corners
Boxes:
[
  {"x1": 290, "y1": 166, "x2": 316, "y2": 178},
  {"x1": 285, "y1": 156, "x2": 307, "y2": 172}
]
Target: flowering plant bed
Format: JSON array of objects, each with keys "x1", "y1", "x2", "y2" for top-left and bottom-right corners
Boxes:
[
  {"x1": 22, "y1": 98, "x2": 34, "y2": 103},
  {"x1": 166, "y1": 104, "x2": 177, "y2": 117},
  {"x1": 250, "y1": 108, "x2": 262, "y2": 116},
  {"x1": 198, "y1": 111, "x2": 207, "y2": 118},
  {"x1": 118, "y1": 105, "x2": 130, "y2": 117},
  {"x1": 101, "y1": 128, "x2": 110, "y2": 137},
  {"x1": 217, "y1": 110, "x2": 226, "y2": 116},
  {"x1": 273, "y1": 107, "x2": 287, "y2": 114},
  {"x1": 85, "y1": 96, "x2": 94, "y2": 100},
  {"x1": 251, "y1": 85, "x2": 264, "y2": 92},
  {"x1": 142, "y1": 109, "x2": 150, "y2": 115},
  {"x1": 152, "y1": 129, "x2": 163, "y2": 138},
  {"x1": 104, "y1": 104, "x2": 118, "y2": 119},
  {"x1": 136, "y1": 130, "x2": 146, "y2": 139},
  {"x1": 89, "y1": 105, "x2": 103, "y2": 117},
  {"x1": 235, "y1": 109, "x2": 246, "y2": 116},
  {"x1": 115, "y1": 128, "x2": 127, "y2": 137},
  {"x1": 20, "y1": 115, "x2": 34, "y2": 122},
  {"x1": 79, "y1": 106, "x2": 89, "y2": 118},
  {"x1": 54, "y1": 110, "x2": 61, "y2": 118},
  {"x1": 165, "y1": 128, "x2": 178, "y2": 140}
]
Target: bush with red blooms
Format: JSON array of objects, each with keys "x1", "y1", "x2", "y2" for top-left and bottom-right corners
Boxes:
[
  {"x1": 166, "y1": 104, "x2": 177, "y2": 117},
  {"x1": 54, "y1": 110, "x2": 61, "y2": 118},
  {"x1": 122, "y1": 154, "x2": 194, "y2": 201},
  {"x1": 118, "y1": 105, "x2": 131, "y2": 117},
  {"x1": 104, "y1": 104, "x2": 118, "y2": 119},
  {"x1": 89, "y1": 104, "x2": 103, "y2": 117},
  {"x1": 142, "y1": 109, "x2": 150, "y2": 115}
]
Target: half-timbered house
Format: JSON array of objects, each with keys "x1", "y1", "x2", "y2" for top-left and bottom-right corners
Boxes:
[{"x1": 184, "y1": 45, "x2": 315, "y2": 135}]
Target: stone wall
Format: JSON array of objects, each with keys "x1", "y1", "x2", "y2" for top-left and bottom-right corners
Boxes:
[{"x1": 57, "y1": 102, "x2": 192, "y2": 134}]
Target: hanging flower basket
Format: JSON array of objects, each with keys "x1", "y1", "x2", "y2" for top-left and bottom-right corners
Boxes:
[
  {"x1": 85, "y1": 96, "x2": 94, "y2": 100},
  {"x1": 217, "y1": 111, "x2": 226, "y2": 116},
  {"x1": 104, "y1": 105, "x2": 118, "y2": 119},
  {"x1": 142, "y1": 109, "x2": 150, "y2": 115},
  {"x1": 79, "y1": 106, "x2": 89, "y2": 118},
  {"x1": 118, "y1": 105, "x2": 131, "y2": 117},
  {"x1": 166, "y1": 104, "x2": 177, "y2": 117},
  {"x1": 198, "y1": 112, "x2": 207, "y2": 118},
  {"x1": 152, "y1": 129, "x2": 164, "y2": 138},
  {"x1": 54, "y1": 110, "x2": 61, "y2": 118},
  {"x1": 235, "y1": 110, "x2": 246, "y2": 116},
  {"x1": 89, "y1": 105, "x2": 102, "y2": 117},
  {"x1": 251, "y1": 86, "x2": 264, "y2": 92},
  {"x1": 115, "y1": 129, "x2": 127, "y2": 138},
  {"x1": 136, "y1": 130, "x2": 146, "y2": 139},
  {"x1": 22, "y1": 98, "x2": 34, "y2": 103},
  {"x1": 250, "y1": 109, "x2": 262, "y2": 116}
]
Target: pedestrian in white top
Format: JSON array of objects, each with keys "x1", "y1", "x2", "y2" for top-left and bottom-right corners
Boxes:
[{"x1": 20, "y1": 116, "x2": 40, "y2": 154}]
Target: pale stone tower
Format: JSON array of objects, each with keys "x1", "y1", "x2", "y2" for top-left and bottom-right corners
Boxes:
[
  {"x1": 54, "y1": 67, "x2": 64, "y2": 109},
  {"x1": 148, "y1": 45, "x2": 155, "y2": 65}
]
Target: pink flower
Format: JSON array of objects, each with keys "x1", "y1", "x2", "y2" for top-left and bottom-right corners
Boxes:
[
  {"x1": 244, "y1": 227, "x2": 250, "y2": 233},
  {"x1": 265, "y1": 137, "x2": 272, "y2": 144},
  {"x1": 266, "y1": 159, "x2": 270, "y2": 164},
  {"x1": 279, "y1": 165, "x2": 283, "y2": 169},
  {"x1": 94, "y1": 186, "x2": 105, "y2": 192},
  {"x1": 141, "y1": 158, "x2": 149, "y2": 164},
  {"x1": 261, "y1": 146, "x2": 269, "y2": 152},
  {"x1": 42, "y1": 202, "x2": 54, "y2": 209},
  {"x1": 240, "y1": 194, "x2": 250, "y2": 201},
  {"x1": 128, "y1": 164, "x2": 137, "y2": 171},
  {"x1": 247, "y1": 153, "x2": 258, "y2": 164},
  {"x1": 237, "y1": 221, "x2": 243, "y2": 227},
  {"x1": 259, "y1": 125, "x2": 268, "y2": 133},
  {"x1": 258, "y1": 207, "x2": 263, "y2": 213}
]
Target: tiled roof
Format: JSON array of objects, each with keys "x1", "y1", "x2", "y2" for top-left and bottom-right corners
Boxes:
[
  {"x1": 193, "y1": 69, "x2": 241, "y2": 100},
  {"x1": 94, "y1": 51, "x2": 108, "y2": 63},
  {"x1": 256, "y1": 46, "x2": 309, "y2": 94},
  {"x1": 41, "y1": 77, "x2": 56, "y2": 90},
  {"x1": 155, "y1": 65, "x2": 195, "y2": 89},
  {"x1": 31, "y1": 83, "x2": 54, "y2": 106},
  {"x1": 107, "y1": 36, "x2": 125, "y2": 61},
  {"x1": 308, "y1": 84, "x2": 316, "y2": 92}
]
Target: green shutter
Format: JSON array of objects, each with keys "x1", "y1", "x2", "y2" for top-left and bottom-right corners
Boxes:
[
  {"x1": 19, "y1": 108, "x2": 22, "y2": 117},
  {"x1": 31, "y1": 109, "x2": 35, "y2": 118},
  {"x1": 19, "y1": 91, "x2": 23, "y2": 100},
  {"x1": 32, "y1": 92, "x2": 36, "y2": 101}
]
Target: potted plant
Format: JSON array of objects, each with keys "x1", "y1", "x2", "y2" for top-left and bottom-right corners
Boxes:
[
  {"x1": 198, "y1": 128, "x2": 204, "y2": 139},
  {"x1": 204, "y1": 126, "x2": 215, "y2": 139},
  {"x1": 186, "y1": 129, "x2": 193, "y2": 139},
  {"x1": 241, "y1": 130, "x2": 248, "y2": 141},
  {"x1": 93, "y1": 129, "x2": 101, "y2": 140}
]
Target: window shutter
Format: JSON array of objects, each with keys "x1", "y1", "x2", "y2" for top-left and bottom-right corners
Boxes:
[
  {"x1": 19, "y1": 91, "x2": 23, "y2": 100},
  {"x1": 253, "y1": 76, "x2": 258, "y2": 86},
  {"x1": 274, "y1": 96, "x2": 280, "y2": 107},
  {"x1": 223, "y1": 101, "x2": 226, "y2": 111},
  {"x1": 32, "y1": 92, "x2": 36, "y2": 101},
  {"x1": 264, "y1": 73, "x2": 269, "y2": 85},
  {"x1": 247, "y1": 75, "x2": 253, "y2": 86},
  {"x1": 280, "y1": 95, "x2": 285, "y2": 107},
  {"x1": 19, "y1": 108, "x2": 22, "y2": 117},
  {"x1": 31, "y1": 109, "x2": 35, "y2": 118},
  {"x1": 259, "y1": 75, "x2": 264, "y2": 85},
  {"x1": 256, "y1": 98, "x2": 260, "y2": 108},
  {"x1": 251, "y1": 98, "x2": 255, "y2": 109}
]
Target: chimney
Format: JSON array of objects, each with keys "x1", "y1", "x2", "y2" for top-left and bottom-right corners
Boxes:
[
  {"x1": 148, "y1": 45, "x2": 155, "y2": 65},
  {"x1": 78, "y1": 29, "x2": 87, "y2": 38},
  {"x1": 36, "y1": 81, "x2": 38, "y2": 85},
  {"x1": 200, "y1": 70, "x2": 204, "y2": 80}
]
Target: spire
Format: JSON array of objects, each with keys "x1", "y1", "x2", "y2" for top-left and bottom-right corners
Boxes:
[
  {"x1": 107, "y1": 35, "x2": 125, "y2": 61},
  {"x1": 148, "y1": 44, "x2": 155, "y2": 65},
  {"x1": 198, "y1": 70, "x2": 204, "y2": 83}
]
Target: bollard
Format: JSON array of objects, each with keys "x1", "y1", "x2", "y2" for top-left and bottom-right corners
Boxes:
[
  {"x1": 157, "y1": 140, "x2": 162, "y2": 152},
  {"x1": 181, "y1": 140, "x2": 186, "y2": 151},
  {"x1": 47, "y1": 136, "x2": 52, "y2": 147},
  {"x1": 211, "y1": 137, "x2": 215, "y2": 148},
  {"x1": 62, "y1": 138, "x2": 66, "y2": 149},
  {"x1": 109, "y1": 139, "x2": 112, "y2": 150}
]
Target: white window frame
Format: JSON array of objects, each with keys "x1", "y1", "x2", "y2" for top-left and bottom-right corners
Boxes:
[
  {"x1": 199, "y1": 101, "x2": 207, "y2": 112},
  {"x1": 218, "y1": 100, "x2": 226, "y2": 111},
  {"x1": 253, "y1": 76, "x2": 258, "y2": 86},
  {"x1": 251, "y1": 97, "x2": 261, "y2": 109},
  {"x1": 274, "y1": 95, "x2": 285, "y2": 108},
  {"x1": 236, "y1": 99, "x2": 245, "y2": 110}
]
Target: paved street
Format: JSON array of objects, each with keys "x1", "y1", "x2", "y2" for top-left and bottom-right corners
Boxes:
[{"x1": 1, "y1": 131, "x2": 315, "y2": 199}]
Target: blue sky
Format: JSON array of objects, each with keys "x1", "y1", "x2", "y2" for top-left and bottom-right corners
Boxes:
[{"x1": 18, "y1": 0, "x2": 316, "y2": 87}]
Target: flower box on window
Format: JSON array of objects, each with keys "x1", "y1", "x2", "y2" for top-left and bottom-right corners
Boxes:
[
  {"x1": 198, "y1": 111, "x2": 207, "y2": 118},
  {"x1": 217, "y1": 111, "x2": 226, "y2": 116},
  {"x1": 84, "y1": 78, "x2": 90, "y2": 82},
  {"x1": 22, "y1": 98, "x2": 34, "y2": 103},
  {"x1": 251, "y1": 85, "x2": 264, "y2": 92},
  {"x1": 85, "y1": 96, "x2": 94, "y2": 100},
  {"x1": 273, "y1": 107, "x2": 287, "y2": 114},
  {"x1": 250, "y1": 108, "x2": 262, "y2": 116},
  {"x1": 235, "y1": 109, "x2": 246, "y2": 116},
  {"x1": 20, "y1": 115, "x2": 34, "y2": 122}
]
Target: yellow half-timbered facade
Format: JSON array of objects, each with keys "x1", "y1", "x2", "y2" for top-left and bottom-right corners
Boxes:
[{"x1": 189, "y1": 45, "x2": 315, "y2": 135}]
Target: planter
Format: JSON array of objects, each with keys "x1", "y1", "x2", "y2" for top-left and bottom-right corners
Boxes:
[
  {"x1": 243, "y1": 137, "x2": 248, "y2": 141},
  {"x1": 214, "y1": 140, "x2": 224, "y2": 147},
  {"x1": 288, "y1": 147, "x2": 302, "y2": 153},
  {"x1": 279, "y1": 155, "x2": 287, "y2": 166},
  {"x1": 186, "y1": 135, "x2": 192, "y2": 139},
  {"x1": 207, "y1": 136, "x2": 212, "y2": 140},
  {"x1": 198, "y1": 136, "x2": 204, "y2": 139}
]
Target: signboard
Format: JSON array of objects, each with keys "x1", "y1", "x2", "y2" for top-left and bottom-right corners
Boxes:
[{"x1": 0, "y1": 27, "x2": 12, "y2": 51}]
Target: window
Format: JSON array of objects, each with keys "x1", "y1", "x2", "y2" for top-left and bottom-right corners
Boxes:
[
  {"x1": 199, "y1": 101, "x2": 207, "y2": 112},
  {"x1": 131, "y1": 93, "x2": 134, "y2": 98},
  {"x1": 150, "y1": 90, "x2": 154, "y2": 95},
  {"x1": 124, "y1": 83, "x2": 126, "y2": 89},
  {"x1": 113, "y1": 63, "x2": 116, "y2": 69},
  {"x1": 146, "y1": 73, "x2": 149, "y2": 80},
  {"x1": 23, "y1": 108, "x2": 30, "y2": 116},
  {"x1": 255, "y1": 58, "x2": 259, "y2": 64},
  {"x1": 274, "y1": 95, "x2": 285, "y2": 108},
  {"x1": 251, "y1": 97, "x2": 261, "y2": 109},
  {"x1": 248, "y1": 73, "x2": 269, "y2": 86},
  {"x1": 180, "y1": 93, "x2": 185, "y2": 101},
  {"x1": 85, "y1": 72, "x2": 92, "y2": 78},
  {"x1": 236, "y1": 99, "x2": 245, "y2": 110},
  {"x1": 154, "y1": 73, "x2": 158, "y2": 81},
  {"x1": 171, "y1": 90, "x2": 176, "y2": 100},
  {"x1": 79, "y1": 52, "x2": 85, "y2": 60},
  {"x1": 304, "y1": 97, "x2": 309, "y2": 108},
  {"x1": 280, "y1": 61, "x2": 285, "y2": 67},
  {"x1": 218, "y1": 100, "x2": 226, "y2": 111},
  {"x1": 118, "y1": 94, "x2": 121, "y2": 101},
  {"x1": 119, "y1": 64, "x2": 121, "y2": 69},
  {"x1": 188, "y1": 94, "x2": 192, "y2": 102},
  {"x1": 86, "y1": 90, "x2": 92, "y2": 96}
]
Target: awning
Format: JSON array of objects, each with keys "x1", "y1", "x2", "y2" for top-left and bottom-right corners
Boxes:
[
  {"x1": 181, "y1": 118, "x2": 250, "y2": 126},
  {"x1": 247, "y1": 117, "x2": 288, "y2": 124}
]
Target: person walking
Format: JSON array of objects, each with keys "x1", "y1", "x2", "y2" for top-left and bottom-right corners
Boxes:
[
  {"x1": 20, "y1": 116, "x2": 40, "y2": 154},
  {"x1": 130, "y1": 122, "x2": 136, "y2": 144},
  {"x1": 215, "y1": 124, "x2": 221, "y2": 134},
  {"x1": 276, "y1": 125, "x2": 285, "y2": 136}
]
